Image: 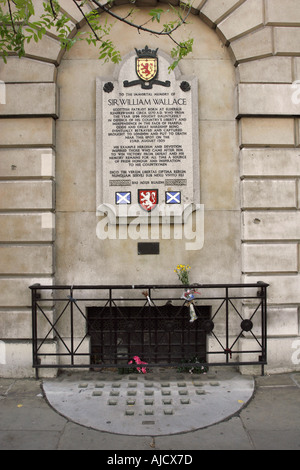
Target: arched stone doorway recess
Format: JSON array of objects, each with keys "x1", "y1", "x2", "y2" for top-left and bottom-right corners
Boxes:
[{"x1": 1, "y1": 0, "x2": 299, "y2": 377}]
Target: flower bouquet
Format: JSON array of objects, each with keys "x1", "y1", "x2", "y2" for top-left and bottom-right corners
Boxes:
[{"x1": 174, "y1": 265, "x2": 200, "y2": 323}]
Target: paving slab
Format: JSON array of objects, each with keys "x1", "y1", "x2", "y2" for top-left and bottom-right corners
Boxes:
[
  {"x1": 0, "y1": 371, "x2": 299, "y2": 450},
  {"x1": 42, "y1": 368, "x2": 254, "y2": 436}
]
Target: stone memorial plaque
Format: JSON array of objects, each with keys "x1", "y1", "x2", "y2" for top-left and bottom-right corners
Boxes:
[{"x1": 96, "y1": 47, "x2": 200, "y2": 222}]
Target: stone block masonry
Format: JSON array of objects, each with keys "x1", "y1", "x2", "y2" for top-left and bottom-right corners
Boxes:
[
  {"x1": 0, "y1": 56, "x2": 56, "y2": 377},
  {"x1": 0, "y1": 0, "x2": 300, "y2": 377}
]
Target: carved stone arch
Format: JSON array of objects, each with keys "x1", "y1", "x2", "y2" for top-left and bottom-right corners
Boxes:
[
  {"x1": 53, "y1": 1, "x2": 241, "y2": 287},
  {"x1": 0, "y1": 0, "x2": 299, "y2": 377},
  {"x1": 10, "y1": 0, "x2": 278, "y2": 76}
]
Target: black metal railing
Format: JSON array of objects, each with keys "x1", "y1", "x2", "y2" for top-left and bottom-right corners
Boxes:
[{"x1": 30, "y1": 282, "x2": 268, "y2": 378}]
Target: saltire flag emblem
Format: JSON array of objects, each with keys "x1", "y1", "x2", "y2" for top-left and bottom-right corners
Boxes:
[
  {"x1": 116, "y1": 192, "x2": 131, "y2": 204},
  {"x1": 166, "y1": 191, "x2": 181, "y2": 204}
]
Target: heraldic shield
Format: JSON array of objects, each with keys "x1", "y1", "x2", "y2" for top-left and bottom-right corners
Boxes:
[
  {"x1": 136, "y1": 57, "x2": 158, "y2": 82},
  {"x1": 138, "y1": 189, "x2": 158, "y2": 212}
]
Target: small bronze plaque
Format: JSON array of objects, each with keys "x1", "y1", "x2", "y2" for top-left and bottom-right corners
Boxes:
[{"x1": 138, "y1": 243, "x2": 160, "y2": 255}]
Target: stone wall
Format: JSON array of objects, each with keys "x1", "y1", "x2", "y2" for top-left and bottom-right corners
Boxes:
[{"x1": 0, "y1": 0, "x2": 299, "y2": 376}]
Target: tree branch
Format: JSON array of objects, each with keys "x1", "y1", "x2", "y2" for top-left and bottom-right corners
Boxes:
[
  {"x1": 86, "y1": 0, "x2": 192, "y2": 37},
  {"x1": 7, "y1": 0, "x2": 17, "y2": 34},
  {"x1": 49, "y1": 0, "x2": 59, "y2": 20},
  {"x1": 73, "y1": 0, "x2": 101, "y2": 41}
]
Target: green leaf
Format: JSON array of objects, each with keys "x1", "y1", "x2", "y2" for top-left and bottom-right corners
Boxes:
[{"x1": 149, "y1": 8, "x2": 164, "y2": 23}]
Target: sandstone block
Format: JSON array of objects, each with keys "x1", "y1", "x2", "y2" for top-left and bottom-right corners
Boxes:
[
  {"x1": 238, "y1": 57, "x2": 293, "y2": 83},
  {"x1": 181, "y1": 59, "x2": 236, "y2": 121},
  {"x1": 0, "y1": 181, "x2": 54, "y2": 210},
  {"x1": 240, "y1": 148, "x2": 300, "y2": 177},
  {"x1": 242, "y1": 243, "x2": 298, "y2": 273},
  {"x1": 0, "y1": 213, "x2": 54, "y2": 242},
  {"x1": 199, "y1": 120, "x2": 239, "y2": 210},
  {"x1": 217, "y1": 0, "x2": 264, "y2": 43},
  {"x1": 266, "y1": 0, "x2": 300, "y2": 25},
  {"x1": 0, "y1": 340, "x2": 57, "y2": 378},
  {"x1": 274, "y1": 27, "x2": 300, "y2": 55},
  {"x1": 295, "y1": 58, "x2": 300, "y2": 79},
  {"x1": 200, "y1": 0, "x2": 245, "y2": 26},
  {"x1": 0, "y1": 83, "x2": 58, "y2": 117},
  {"x1": 243, "y1": 274, "x2": 300, "y2": 304},
  {"x1": 238, "y1": 84, "x2": 300, "y2": 116},
  {"x1": 243, "y1": 305, "x2": 299, "y2": 336},
  {"x1": 0, "y1": 149, "x2": 55, "y2": 178},
  {"x1": 0, "y1": 118, "x2": 55, "y2": 147},
  {"x1": 59, "y1": 0, "x2": 93, "y2": 22},
  {"x1": 56, "y1": 120, "x2": 95, "y2": 212},
  {"x1": 242, "y1": 211, "x2": 300, "y2": 240},
  {"x1": 0, "y1": 277, "x2": 53, "y2": 308},
  {"x1": 57, "y1": 59, "x2": 102, "y2": 121},
  {"x1": 239, "y1": 337, "x2": 300, "y2": 374},
  {"x1": 242, "y1": 179, "x2": 297, "y2": 209},
  {"x1": 0, "y1": 245, "x2": 53, "y2": 275},
  {"x1": 240, "y1": 118, "x2": 295, "y2": 146},
  {"x1": 24, "y1": 34, "x2": 62, "y2": 64},
  {"x1": 0, "y1": 57, "x2": 56, "y2": 82},
  {"x1": 0, "y1": 309, "x2": 55, "y2": 339},
  {"x1": 230, "y1": 27, "x2": 273, "y2": 63}
]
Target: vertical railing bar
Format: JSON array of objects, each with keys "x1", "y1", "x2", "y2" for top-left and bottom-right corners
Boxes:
[
  {"x1": 31, "y1": 286, "x2": 39, "y2": 380},
  {"x1": 141, "y1": 293, "x2": 145, "y2": 360},
  {"x1": 108, "y1": 287, "x2": 112, "y2": 363},
  {"x1": 154, "y1": 291, "x2": 158, "y2": 363},
  {"x1": 226, "y1": 287, "x2": 229, "y2": 363},
  {"x1": 148, "y1": 287, "x2": 153, "y2": 363},
  {"x1": 70, "y1": 286, "x2": 74, "y2": 366},
  {"x1": 262, "y1": 285, "x2": 268, "y2": 376},
  {"x1": 181, "y1": 303, "x2": 185, "y2": 361}
]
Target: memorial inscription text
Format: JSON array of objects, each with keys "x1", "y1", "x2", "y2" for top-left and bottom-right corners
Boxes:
[{"x1": 96, "y1": 48, "x2": 200, "y2": 217}]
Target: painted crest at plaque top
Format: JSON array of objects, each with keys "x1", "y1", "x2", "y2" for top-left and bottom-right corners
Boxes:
[
  {"x1": 136, "y1": 46, "x2": 158, "y2": 82},
  {"x1": 123, "y1": 46, "x2": 170, "y2": 90},
  {"x1": 136, "y1": 57, "x2": 158, "y2": 82},
  {"x1": 138, "y1": 189, "x2": 158, "y2": 212}
]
